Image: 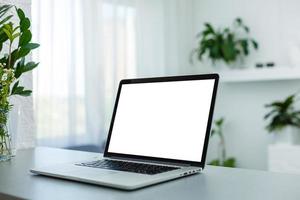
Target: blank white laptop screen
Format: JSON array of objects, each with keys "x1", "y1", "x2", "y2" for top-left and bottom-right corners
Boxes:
[{"x1": 108, "y1": 79, "x2": 215, "y2": 162}]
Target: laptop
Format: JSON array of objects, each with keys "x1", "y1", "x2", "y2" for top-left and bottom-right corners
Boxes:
[{"x1": 30, "y1": 74, "x2": 219, "y2": 190}]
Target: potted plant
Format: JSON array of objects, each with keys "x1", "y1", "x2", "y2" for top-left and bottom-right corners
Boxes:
[
  {"x1": 209, "y1": 117, "x2": 236, "y2": 167},
  {"x1": 191, "y1": 18, "x2": 258, "y2": 69},
  {"x1": 0, "y1": 5, "x2": 39, "y2": 161},
  {"x1": 264, "y1": 94, "x2": 300, "y2": 144}
]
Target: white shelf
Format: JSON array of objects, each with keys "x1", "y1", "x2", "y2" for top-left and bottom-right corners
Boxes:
[{"x1": 216, "y1": 67, "x2": 300, "y2": 83}]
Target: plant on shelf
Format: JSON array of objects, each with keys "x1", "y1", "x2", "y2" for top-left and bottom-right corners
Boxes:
[
  {"x1": 191, "y1": 18, "x2": 258, "y2": 67},
  {"x1": 264, "y1": 94, "x2": 300, "y2": 133},
  {"x1": 209, "y1": 117, "x2": 236, "y2": 168},
  {"x1": 0, "y1": 5, "x2": 39, "y2": 161}
]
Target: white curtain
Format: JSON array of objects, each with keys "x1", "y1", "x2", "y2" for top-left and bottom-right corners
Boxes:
[
  {"x1": 31, "y1": 0, "x2": 194, "y2": 148},
  {"x1": 32, "y1": 0, "x2": 136, "y2": 148}
]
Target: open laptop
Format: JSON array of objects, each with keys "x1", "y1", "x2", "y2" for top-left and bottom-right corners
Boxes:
[{"x1": 30, "y1": 74, "x2": 219, "y2": 190}]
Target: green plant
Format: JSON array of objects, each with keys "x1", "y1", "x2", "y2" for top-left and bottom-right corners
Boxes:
[
  {"x1": 0, "y1": 5, "x2": 39, "y2": 159},
  {"x1": 191, "y1": 18, "x2": 258, "y2": 65},
  {"x1": 264, "y1": 94, "x2": 300, "y2": 133},
  {"x1": 209, "y1": 117, "x2": 236, "y2": 168}
]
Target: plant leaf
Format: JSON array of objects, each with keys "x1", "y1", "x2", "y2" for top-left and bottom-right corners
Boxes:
[
  {"x1": 251, "y1": 39, "x2": 258, "y2": 49},
  {"x1": 20, "y1": 17, "x2": 30, "y2": 31},
  {"x1": 3, "y1": 23, "x2": 13, "y2": 33},
  {"x1": 23, "y1": 62, "x2": 39, "y2": 73},
  {"x1": 17, "y1": 90, "x2": 32, "y2": 96},
  {"x1": 223, "y1": 158, "x2": 236, "y2": 167},
  {"x1": 12, "y1": 33, "x2": 20, "y2": 40},
  {"x1": 215, "y1": 118, "x2": 224, "y2": 126},
  {"x1": 204, "y1": 23, "x2": 215, "y2": 34},
  {"x1": 11, "y1": 85, "x2": 24, "y2": 95},
  {"x1": 18, "y1": 30, "x2": 32, "y2": 47},
  {"x1": 0, "y1": 29, "x2": 9, "y2": 43},
  {"x1": 9, "y1": 49, "x2": 19, "y2": 68},
  {"x1": 211, "y1": 129, "x2": 216, "y2": 136},
  {"x1": 17, "y1": 8, "x2": 25, "y2": 20},
  {"x1": 209, "y1": 159, "x2": 220, "y2": 166},
  {"x1": 17, "y1": 47, "x2": 30, "y2": 58},
  {"x1": 236, "y1": 18, "x2": 242, "y2": 24},
  {"x1": 0, "y1": 55, "x2": 8, "y2": 63},
  {"x1": 0, "y1": 15, "x2": 13, "y2": 26},
  {"x1": 14, "y1": 58, "x2": 25, "y2": 78},
  {"x1": 13, "y1": 25, "x2": 20, "y2": 33},
  {"x1": 244, "y1": 26, "x2": 249, "y2": 33},
  {"x1": 11, "y1": 81, "x2": 19, "y2": 95},
  {"x1": 14, "y1": 60, "x2": 38, "y2": 78},
  {"x1": 0, "y1": 5, "x2": 12, "y2": 19},
  {"x1": 3, "y1": 26, "x2": 13, "y2": 41},
  {"x1": 10, "y1": 80, "x2": 32, "y2": 96},
  {"x1": 23, "y1": 43, "x2": 40, "y2": 50}
]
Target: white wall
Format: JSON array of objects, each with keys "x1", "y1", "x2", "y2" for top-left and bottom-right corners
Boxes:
[
  {"x1": 184, "y1": 0, "x2": 300, "y2": 170},
  {"x1": 0, "y1": 0, "x2": 35, "y2": 149},
  {"x1": 136, "y1": 0, "x2": 195, "y2": 77}
]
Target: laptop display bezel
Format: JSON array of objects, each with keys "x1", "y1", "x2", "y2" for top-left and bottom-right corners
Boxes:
[{"x1": 103, "y1": 74, "x2": 219, "y2": 168}]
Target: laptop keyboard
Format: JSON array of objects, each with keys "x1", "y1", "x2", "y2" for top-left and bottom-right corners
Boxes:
[{"x1": 75, "y1": 159, "x2": 179, "y2": 175}]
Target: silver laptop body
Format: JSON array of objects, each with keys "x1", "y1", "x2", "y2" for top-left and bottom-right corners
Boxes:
[{"x1": 30, "y1": 74, "x2": 219, "y2": 190}]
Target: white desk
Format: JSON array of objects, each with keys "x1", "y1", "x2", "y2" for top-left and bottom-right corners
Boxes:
[{"x1": 1, "y1": 147, "x2": 300, "y2": 200}]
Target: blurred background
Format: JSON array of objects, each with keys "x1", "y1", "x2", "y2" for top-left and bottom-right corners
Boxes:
[{"x1": 9, "y1": 0, "x2": 300, "y2": 174}]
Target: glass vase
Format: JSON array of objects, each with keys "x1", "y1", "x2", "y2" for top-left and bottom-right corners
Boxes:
[{"x1": 0, "y1": 108, "x2": 12, "y2": 162}]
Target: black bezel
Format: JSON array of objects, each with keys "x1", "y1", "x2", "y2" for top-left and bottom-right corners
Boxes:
[{"x1": 103, "y1": 73, "x2": 219, "y2": 168}]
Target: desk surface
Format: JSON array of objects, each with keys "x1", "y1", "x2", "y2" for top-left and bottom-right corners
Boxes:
[{"x1": 1, "y1": 147, "x2": 300, "y2": 200}]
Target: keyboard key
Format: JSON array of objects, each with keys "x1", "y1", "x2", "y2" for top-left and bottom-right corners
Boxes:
[{"x1": 75, "y1": 160, "x2": 179, "y2": 175}]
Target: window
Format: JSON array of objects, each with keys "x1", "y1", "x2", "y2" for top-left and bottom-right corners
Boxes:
[{"x1": 32, "y1": 0, "x2": 136, "y2": 148}]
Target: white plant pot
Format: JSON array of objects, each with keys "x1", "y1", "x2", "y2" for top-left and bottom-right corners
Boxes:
[
  {"x1": 213, "y1": 61, "x2": 228, "y2": 70},
  {"x1": 271, "y1": 127, "x2": 300, "y2": 145},
  {"x1": 212, "y1": 59, "x2": 245, "y2": 71}
]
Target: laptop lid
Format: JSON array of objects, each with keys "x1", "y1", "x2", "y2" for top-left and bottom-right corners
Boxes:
[{"x1": 104, "y1": 74, "x2": 219, "y2": 168}]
